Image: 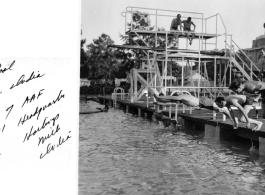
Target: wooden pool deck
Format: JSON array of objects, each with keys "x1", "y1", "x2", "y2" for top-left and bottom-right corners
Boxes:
[{"x1": 81, "y1": 94, "x2": 265, "y2": 155}]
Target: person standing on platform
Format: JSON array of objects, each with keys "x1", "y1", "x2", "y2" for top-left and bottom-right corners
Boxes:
[
  {"x1": 170, "y1": 14, "x2": 182, "y2": 47},
  {"x1": 258, "y1": 49, "x2": 265, "y2": 82},
  {"x1": 181, "y1": 17, "x2": 196, "y2": 45},
  {"x1": 215, "y1": 95, "x2": 263, "y2": 131}
]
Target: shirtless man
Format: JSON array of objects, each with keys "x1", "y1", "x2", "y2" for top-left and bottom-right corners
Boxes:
[
  {"x1": 258, "y1": 49, "x2": 265, "y2": 82},
  {"x1": 181, "y1": 17, "x2": 196, "y2": 45},
  {"x1": 153, "y1": 93, "x2": 234, "y2": 123},
  {"x1": 215, "y1": 95, "x2": 263, "y2": 131},
  {"x1": 229, "y1": 78, "x2": 265, "y2": 102},
  {"x1": 170, "y1": 14, "x2": 182, "y2": 47}
]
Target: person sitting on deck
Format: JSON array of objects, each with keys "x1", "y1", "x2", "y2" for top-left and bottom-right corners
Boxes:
[
  {"x1": 215, "y1": 95, "x2": 263, "y2": 131},
  {"x1": 181, "y1": 17, "x2": 196, "y2": 45},
  {"x1": 170, "y1": 14, "x2": 182, "y2": 47},
  {"x1": 153, "y1": 93, "x2": 234, "y2": 123},
  {"x1": 229, "y1": 78, "x2": 265, "y2": 102}
]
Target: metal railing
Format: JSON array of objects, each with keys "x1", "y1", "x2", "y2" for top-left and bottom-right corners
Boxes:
[
  {"x1": 112, "y1": 87, "x2": 129, "y2": 108},
  {"x1": 204, "y1": 13, "x2": 227, "y2": 53},
  {"x1": 225, "y1": 40, "x2": 260, "y2": 81},
  {"x1": 121, "y1": 7, "x2": 231, "y2": 55}
]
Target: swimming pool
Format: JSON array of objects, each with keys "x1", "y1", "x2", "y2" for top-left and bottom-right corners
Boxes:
[{"x1": 79, "y1": 102, "x2": 265, "y2": 195}]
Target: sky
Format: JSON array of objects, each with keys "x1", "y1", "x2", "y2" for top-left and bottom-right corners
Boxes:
[{"x1": 82, "y1": 0, "x2": 265, "y2": 50}]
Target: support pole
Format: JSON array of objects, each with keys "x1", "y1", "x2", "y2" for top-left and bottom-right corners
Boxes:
[
  {"x1": 162, "y1": 61, "x2": 164, "y2": 94},
  {"x1": 165, "y1": 33, "x2": 168, "y2": 95},
  {"x1": 138, "y1": 108, "x2": 141, "y2": 117},
  {"x1": 259, "y1": 137, "x2": 265, "y2": 156},
  {"x1": 170, "y1": 63, "x2": 172, "y2": 87},
  {"x1": 213, "y1": 110, "x2": 216, "y2": 120},
  {"x1": 223, "y1": 114, "x2": 226, "y2": 121},
  {"x1": 175, "y1": 103, "x2": 179, "y2": 121},
  {"x1": 181, "y1": 57, "x2": 184, "y2": 87},
  {"x1": 262, "y1": 90, "x2": 265, "y2": 119},
  {"x1": 146, "y1": 91, "x2": 149, "y2": 108},
  {"x1": 215, "y1": 15, "x2": 217, "y2": 49},
  {"x1": 134, "y1": 69, "x2": 137, "y2": 101},
  {"x1": 198, "y1": 41, "x2": 201, "y2": 98},
  {"x1": 214, "y1": 58, "x2": 217, "y2": 98},
  {"x1": 219, "y1": 61, "x2": 221, "y2": 87}
]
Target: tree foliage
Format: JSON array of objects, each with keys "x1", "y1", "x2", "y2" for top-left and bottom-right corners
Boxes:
[
  {"x1": 80, "y1": 39, "x2": 89, "y2": 78},
  {"x1": 83, "y1": 33, "x2": 119, "y2": 81},
  {"x1": 80, "y1": 11, "x2": 178, "y2": 81}
]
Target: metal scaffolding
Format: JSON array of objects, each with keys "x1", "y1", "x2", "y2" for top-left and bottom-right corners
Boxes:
[{"x1": 114, "y1": 6, "x2": 260, "y2": 103}]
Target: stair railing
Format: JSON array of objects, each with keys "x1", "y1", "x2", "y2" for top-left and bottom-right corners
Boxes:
[
  {"x1": 232, "y1": 40, "x2": 260, "y2": 76},
  {"x1": 225, "y1": 41, "x2": 260, "y2": 81}
]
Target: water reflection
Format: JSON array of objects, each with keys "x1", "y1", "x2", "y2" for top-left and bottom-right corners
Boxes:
[{"x1": 79, "y1": 102, "x2": 265, "y2": 195}]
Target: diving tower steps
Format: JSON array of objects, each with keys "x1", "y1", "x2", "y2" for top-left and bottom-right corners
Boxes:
[{"x1": 230, "y1": 57, "x2": 259, "y2": 81}]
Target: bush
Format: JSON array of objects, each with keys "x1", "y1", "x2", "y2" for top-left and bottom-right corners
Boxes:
[{"x1": 80, "y1": 84, "x2": 116, "y2": 95}]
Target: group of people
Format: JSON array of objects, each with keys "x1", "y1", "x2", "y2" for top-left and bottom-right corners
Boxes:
[
  {"x1": 154, "y1": 78, "x2": 265, "y2": 131},
  {"x1": 170, "y1": 14, "x2": 196, "y2": 46}
]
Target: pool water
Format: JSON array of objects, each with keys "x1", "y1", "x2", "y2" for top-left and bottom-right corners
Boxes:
[{"x1": 79, "y1": 102, "x2": 265, "y2": 195}]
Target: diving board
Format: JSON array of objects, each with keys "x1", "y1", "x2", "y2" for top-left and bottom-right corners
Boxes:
[
  {"x1": 154, "y1": 48, "x2": 226, "y2": 56},
  {"x1": 126, "y1": 30, "x2": 220, "y2": 40},
  {"x1": 109, "y1": 45, "x2": 226, "y2": 57},
  {"x1": 108, "y1": 45, "x2": 154, "y2": 50}
]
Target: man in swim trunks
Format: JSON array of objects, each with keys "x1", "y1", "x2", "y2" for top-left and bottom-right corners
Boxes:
[
  {"x1": 154, "y1": 93, "x2": 216, "y2": 109},
  {"x1": 229, "y1": 78, "x2": 265, "y2": 102},
  {"x1": 215, "y1": 95, "x2": 263, "y2": 131},
  {"x1": 181, "y1": 17, "x2": 196, "y2": 45},
  {"x1": 153, "y1": 93, "x2": 234, "y2": 123},
  {"x1": 170, "y1": 14, "x2": 182, "y2": 47}
]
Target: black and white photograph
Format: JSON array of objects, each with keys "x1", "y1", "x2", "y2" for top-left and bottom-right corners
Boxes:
[{"x1": 80, "y1": 0, "x2": 265, "y2": 194}]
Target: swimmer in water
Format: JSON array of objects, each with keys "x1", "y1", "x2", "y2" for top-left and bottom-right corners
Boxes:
[
  {"x1": 154, "y1": 105, "x2": 176, "y2": 128},
  {"x1": 96, "y1": 104, "x2": 109, "y2": 112}
]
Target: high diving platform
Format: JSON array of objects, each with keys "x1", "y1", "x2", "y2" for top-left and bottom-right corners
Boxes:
[{"x1": 111, "y1": 6, "x2": 260, "y2": 105}]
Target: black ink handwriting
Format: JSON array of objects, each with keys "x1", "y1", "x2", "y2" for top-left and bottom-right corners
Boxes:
[
  {"x1": 38, "y1": 124, "x2": 60, "y2": 146},
  {"x1": 0, "y1": 60, "x2": 15, "y2": 74},
  {"x1": 40, "y1": 131, "x2": 71, "y2": 159},
  {"x1": 18, "y1": 90, "x2": 64, "y2": 126},
  {"x1": 6, "y1": 104, "x2": 14, "y2": 119},
  {"x1": 10, "y1": 71, "x2": 45, "y2": 89},
  {"x1": 23, "y1": 113, "x2": 59, "y2": 143},
  {"x1": 22, "y1": 89, "x2": 45, "y2": 108},
  {"x1": 1, "y1": 124, "x2": 5, "y2": 132}
]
